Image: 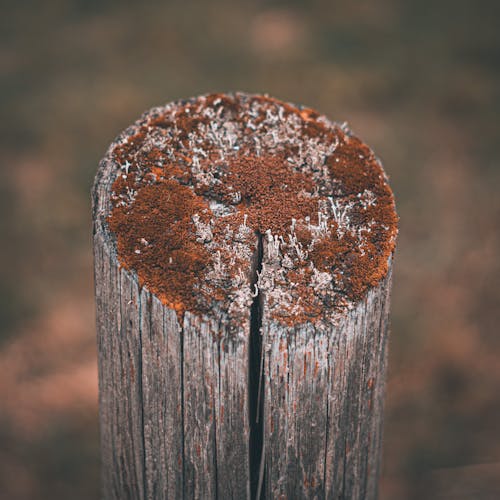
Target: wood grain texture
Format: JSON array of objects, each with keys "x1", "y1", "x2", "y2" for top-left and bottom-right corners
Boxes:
[
  {"x1": 94, "y1": 231, "x2": 391, "y2": 499},
  {"x1": 93, "y1": 154, "x2": 251, "y2": 499},
  {"x1": 140, "y1": 291, "x2": 183, "y2": 499},
  {"x1": 259, "y1": 248, "x2": 392, "y2": 500},
  {"x1": 94, "y1": 232, "x2": 146, "y2": 500},
  {"x1": 93, "y1": 107, "x2": 395, "y2": 498}
]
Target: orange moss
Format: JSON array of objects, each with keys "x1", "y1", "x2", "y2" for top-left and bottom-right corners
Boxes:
[
  {"x1": 106, "y1": 93, "x2": 398, "y2": 324},
  {"x1": 206, "y1": 152, "x2": 318, "y2": 235},
  {"x1": 326, "y1": 137, "x2": 389, "y2": 197},
  {"x1": 108, "y1": 181, "x2": 211, "y2": 316}
]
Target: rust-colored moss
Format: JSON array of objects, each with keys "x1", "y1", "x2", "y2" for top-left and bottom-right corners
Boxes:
[
  {"x1": 282, "y1": 134, "x2": 395, "y2": 305},
  {"x1": 326, "y1": 137, "x2": 388, "y2": 197},
  {"x1": 207, "y1": 152, "x2": 318, "y2": 235},
  {"x1": 108, "y1": 181, "x2": 211, "y2": 315},
  {"x1": 106, "y1": 93, "x2": 398, "y2": 323}
]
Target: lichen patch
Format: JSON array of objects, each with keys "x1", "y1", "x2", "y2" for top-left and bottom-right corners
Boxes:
[{"x1": 105, "y1": 92, "x2": 398, "y2": 328}]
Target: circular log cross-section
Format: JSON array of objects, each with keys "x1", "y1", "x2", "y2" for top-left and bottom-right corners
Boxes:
[{"x1": 92, "y1": 93, "x2": 398, "y2": 500}]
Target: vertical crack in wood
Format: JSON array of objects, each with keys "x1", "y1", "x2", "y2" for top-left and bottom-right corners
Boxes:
[
  {"x1": 342, "y1": 433, "x2": 348, "y2": 498},
  {"x1": 137, "y1": 283, "x2": 148, "y2": 499},
  {"x1": 93, "y1": 95, "x2": 397, "y2": 499},
  {"x1": 214, "y1": 341, "x2": 220, "y2": 500},
  {"x1": 180, "y1": 314, "x2": 185, "y2": 499},
  {"x1": 249, "y1": 232, "x2": 265, "y2": 500},
  {"x1": 323, "y1": 337, "x2": 331, "y2": 490}
]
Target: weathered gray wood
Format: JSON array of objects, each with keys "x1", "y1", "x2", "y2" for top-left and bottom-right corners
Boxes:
[
  {"x1": 260, "y1": 248, "x2": 392, "y2": 499},
  {"x1": 216, "y1": 328, "x2": 251, "y2": 499},
  {"x1": 140, "y1": 291, "x2": 183, "y2": 499},
  {"x1": 182, "y1": 313, "x2": 218, "y2": 499},
  {"x1": 94, "y1": 231, "x2": 391, "y2": 499},
  {"x1": 93, "y1": 149, "x2": 251, "y2": 500},
  {"x1": 93, "y1": 93, "x2": 396, "y2": 500},
  {"x1": 323, "y1": 265, "x2": 392, "y2": 500},
  {"x1": 182, "y1": 313, "x2": 250, "y2": 500},
  {"x1": 262, "y1": 322, "x2": 330, "y2": 498},
  {"x1": 94, "y1": 232, "x2": 147, "y2": 500}
]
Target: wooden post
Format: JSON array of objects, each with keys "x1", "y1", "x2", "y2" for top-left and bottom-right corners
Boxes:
[{"x1": 93, "y1": 93, "x2": 397, "y2": 499}]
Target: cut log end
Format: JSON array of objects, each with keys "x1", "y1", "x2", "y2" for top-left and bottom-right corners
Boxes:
[
  {"x1": 95, "y1": 92, "x2": 397, "y2": 330},
  {"x1": 92, "y1": 92, "x2": 397, "y2": 499}
]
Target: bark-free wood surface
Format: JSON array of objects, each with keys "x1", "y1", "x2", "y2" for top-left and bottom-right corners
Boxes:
[
  {"x1": 261, "y1": 267, "x2": 392, "y2": 499},
  {"x1": 93, "y1": 94, "x2": 395, "y2": 499},
  {"x1": 94, "y1": 155, "x2": 251, "y2": 500}
]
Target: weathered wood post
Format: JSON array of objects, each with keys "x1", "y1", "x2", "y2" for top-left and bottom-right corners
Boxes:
[{"x1": 93, "y1": 93, "x2": 397, "y2": 499}]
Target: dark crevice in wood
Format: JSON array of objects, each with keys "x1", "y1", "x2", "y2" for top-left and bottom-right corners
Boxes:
[
  {"x1": 137, "y1": 284, "x2": 148, "y2": 499},
  {"x1": 249, "y1": 232, "x2": 265, "y2": 500},
  {"x1": 342, "y1": 431, "x2": 348, "y2": 498},
  {"x1": 93, "y1": 95, "x2": 396, "y2": 498},
  {"x1": 214, "y1": 341, "x2": 220, "y2": 500},
  {"x1": 323, "y1": 335, "x2": 331, "y2": 490},
  {"x1": 179, "y1": 313, "x2": 186, "y2": 500}
]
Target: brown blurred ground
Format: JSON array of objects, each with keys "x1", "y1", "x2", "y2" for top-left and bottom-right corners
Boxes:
[{"x1": 1, "y1": 1, "x2": 499, "y2": 498}]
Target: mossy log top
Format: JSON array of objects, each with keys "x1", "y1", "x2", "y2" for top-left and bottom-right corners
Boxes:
[
  {"x1": 93, "y1": 92, "x2": 397, "y2": 499},
  {"x1": 95, "y1": 92, "x2": 397, "y2": 331}
]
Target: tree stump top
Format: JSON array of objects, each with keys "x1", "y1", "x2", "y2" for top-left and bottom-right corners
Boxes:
[{"x1": 94, "y1": 92, "x2": 397, "y2": 330}]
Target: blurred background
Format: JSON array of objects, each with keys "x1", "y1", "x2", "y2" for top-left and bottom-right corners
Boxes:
[{"x1": 1, "y1": 0, "x2": 499, "y2": 498}]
